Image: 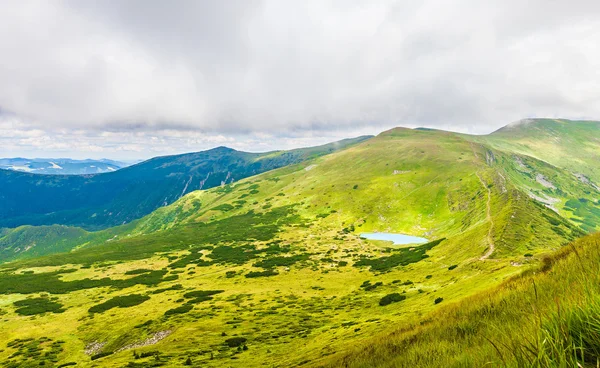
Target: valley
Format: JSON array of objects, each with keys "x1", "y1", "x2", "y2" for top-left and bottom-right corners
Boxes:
[{"x1": 0, "y1": 119, "x2": 598, "y2": 367}]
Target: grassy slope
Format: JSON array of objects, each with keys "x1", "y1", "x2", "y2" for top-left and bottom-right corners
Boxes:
[
  {"x1": 5, "y1": 119, "x2": 599, "y2": 264},
  {"x1": 0, "y1": 126, "x2": 593, "y2": 367},
  {"x1": 324, "y1": 232, "x2": 600, "y2": 368},
  {"x1": 475, "y1": 118, "x2": 600, "y2": 182},
  {"x1": 0, "y1": 137, "x2": 371, "y2": 263},
  {"x1": 0, "y1": 136, "x2": 371, "y2": 230},
  {"x1": 0, "y1": 226, "x2": 89, "y2": 260}
]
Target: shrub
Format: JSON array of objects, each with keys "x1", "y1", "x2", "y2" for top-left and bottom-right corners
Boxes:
[
  {"x1": 183, "y1": 289, "x2": 224, "y2": 304},
  {"x1": 91, "y1": 351, "x2": 113, "y2": 360},
  {"x1": 88, "y1": 294, "x2": 150, "y2": 314},
  {"x1": 253, "y1": 254, "x2": 308, "y2": 269},
  {"x1": 212, "y1": 203, "x2": 234, "y2": 212},
  {"x1": 434, "y1": 297, "x2": 444, "y2": 304},
  {"x1": 245, "y1": 270, "x2": 278, "y2": 278},
  {"x1": 379, "y1": 293, "x2": 406, "y2": 306},
  {"x1": 448, "y1": 265, "x2": 458, "y2": 270},
  {"x1": 164, "y1": 305, "x2": 193, "y2": 316},
  {"x1": 183, "y1": 290, "x2": 224, "y2": 299},
  {"x1": 139, "y1": 351, "x2": 159, "y2": 358},
  {"x1": 124, "y1": 269, "x2": 153, "y2": 275},
  {"x1": 355, "y1": 239, "x2": 446, "y2": 271},
  {"x1": 362, "y1": 281, "x2": 383, "y2": 291},
  {"x1": 13, "y1": 297, "x2": 65, "y2": 316},
  {"x1": 225, "y1": 337, "x2": 247, "y2": 347},
  {"x1": 150, "y1": 284, "x2": 184, "y2": 294}
]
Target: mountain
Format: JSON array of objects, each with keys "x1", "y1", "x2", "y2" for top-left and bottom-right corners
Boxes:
[
  {"x1": 0, "y1": 120, "x2": 598, "y2": 367},
  {"x1": 0, "y1": 137, "x2": 371, "y2": 230},
  {"x1": 476, "y1": 118, "x2": 600, "y2": 182},
  {"x1": 0, "y1": 158, "x2": 128, "y2": 175}
]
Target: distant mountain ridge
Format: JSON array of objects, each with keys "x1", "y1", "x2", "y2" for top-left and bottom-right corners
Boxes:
[
  {"x1": 0, "y1": 157, "x2": 129, "y2": 175},
  {"x1": 0, "y1": 136, "x2": 371, "y2": 230}
]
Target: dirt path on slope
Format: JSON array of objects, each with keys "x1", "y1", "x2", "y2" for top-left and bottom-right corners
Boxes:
[{"x1": 476, "y1": 172, "x2": 495, "y2": 260}]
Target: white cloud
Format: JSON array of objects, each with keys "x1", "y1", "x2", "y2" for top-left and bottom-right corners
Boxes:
[{"x1": 1, "y1": 0, "x2": 599, "y2": 158}]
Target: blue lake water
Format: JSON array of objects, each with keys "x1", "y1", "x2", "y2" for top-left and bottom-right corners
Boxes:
[{"x1": 359, "y1": 232, "x2": 428, "y2": 245}]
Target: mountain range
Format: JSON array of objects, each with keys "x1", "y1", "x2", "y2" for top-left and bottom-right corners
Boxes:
[
  {"x1": 0, "y1": 136, "x2": 370, "y2": 230},
  {"x1": 0, "y1": 119, "x2": 598, "y2": 367},
  {"x1": 0, "y1": 158, "x2": 129, "y2": 175}
]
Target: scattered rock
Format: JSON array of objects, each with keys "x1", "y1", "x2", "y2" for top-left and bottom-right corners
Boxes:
[
  {"x1": 574, "y1": 173, "x2": 600, "y2": 191},
  {"x1": 485, "y1": 150, "x2": 496, "y2": 166},
  {"x1": 115, "y1": 330, "x2": 172, "y2": 353},
  {"x1": 535, "y1": 174, "x2": 556, "y2": 189},
  {"x1": 514, "y1": 156, "x2": 529, "y2": 171},
  {"x1": 84, "y1": 341, "x2": 106, "y2": 356},
  {"x1": 527, "y1": 192, "x2": 559, "y2": 212}
]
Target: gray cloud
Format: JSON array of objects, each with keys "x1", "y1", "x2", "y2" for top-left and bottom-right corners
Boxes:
[{"x1": 1, "y1": 0, "x2": 600, "y2": 158}]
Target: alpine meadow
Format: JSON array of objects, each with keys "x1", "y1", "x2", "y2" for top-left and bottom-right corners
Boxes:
[
  {"x1": 1, "y1": 119, "x2": 599, "y2": 367},
  {"x1": 1, "y1": 2, "x2": 600, "y2": 367}
]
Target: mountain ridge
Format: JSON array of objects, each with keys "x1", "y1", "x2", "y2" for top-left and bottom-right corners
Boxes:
[
  {"x1": 0, "y1": 119, "x2": 598, "y2": 367},
  {"x1": 0, "y1": 136, "x2": 372, "y2": 230}
]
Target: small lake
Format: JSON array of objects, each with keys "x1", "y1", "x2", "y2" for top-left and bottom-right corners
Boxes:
[{"x1": 359, "y1": 232, "x2": 428, "y2": 245}]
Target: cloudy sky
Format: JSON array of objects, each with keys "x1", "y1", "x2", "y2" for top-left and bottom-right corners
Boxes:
[{"x1": 1, "y1": 1, "x2": 599, "y2": 159}]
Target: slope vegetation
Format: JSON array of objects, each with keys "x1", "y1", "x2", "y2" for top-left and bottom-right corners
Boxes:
[
  {"x1": 0, "y1": 125, "x2": 595, "y2": 367},
  {"x1": 478, "y1": 118, "x2": 600, "y2": 182},
  {"x1": 0, "y1": 137, "x2": 370, "y2": 230},
  {"x1": 325, "y1": 232, "x2": 600, "y2": 367}
]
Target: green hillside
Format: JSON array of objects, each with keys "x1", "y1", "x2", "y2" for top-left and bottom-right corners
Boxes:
[
  {"x1": 0, "y1": 225, "x2": 89, "y2": 260},
  {"x1": 477, "y1": 118, "x2": 600, "y2": 182},
  {"x1": 0, "y1": 136, "x2": 370, "y2": 230},
  {"x1": 0, "y1": 224, "x2": 138, "y2": 263},
  {"x1": 0, "y1": 121, "x2": 598, "y2": 367},
  {"x1": 325, "y1": 231, "x2": 600, "y2": 367}
]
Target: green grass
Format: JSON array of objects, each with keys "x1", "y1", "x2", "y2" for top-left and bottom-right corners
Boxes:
[
  {"x1": 324, "y1": 233, "x2": 600, "y2": 367},
  {"x1": 0, "y1": 122, "x2": 597, "y2": 367}
]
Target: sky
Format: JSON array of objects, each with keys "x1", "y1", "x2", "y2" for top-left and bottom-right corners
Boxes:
[{"x1": 1, "y1": 0, "x2": 599, "y2": 160}]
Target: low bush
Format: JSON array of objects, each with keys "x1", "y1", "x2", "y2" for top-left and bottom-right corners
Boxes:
[
  {"x1": 91, "y1": 351, "x2": 113, "y2": 360},
  {"x1": 183, "y1": 289, "x2": 224, "y2": 304},
  {"x1": 253, "y1": 254, "x2": 308, "y2": 269},
  {"x1": 379, "y1": 293, "x2": 407, "y2": 306},
  {"x1": 212, "y1": 203, "x2": 235, "y2": 212},
  {"x1": 13, "y1": 297, "x2": 65, "y2": 316},
  {"x1": 355, "y1": 239, "x2": 446, "y2": 271},
  {"x1": 164, "y1": 304, "x2": 193, "y2": 316},
  {"x1": 361, "y1": 281, "x2": 383, "y2": 291},
  {"x1": 124, "y1": 269, "x2": 153, "y2": 275},
  {"x1": 88, "y1": 294, "x2": 150, "y2": 314},
  {"x1": 245, "y1": 270, "x2": 278, "y2": 278},
  {"x1": 225, "y1": 337, "x2": 247, "y2": 347}
]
